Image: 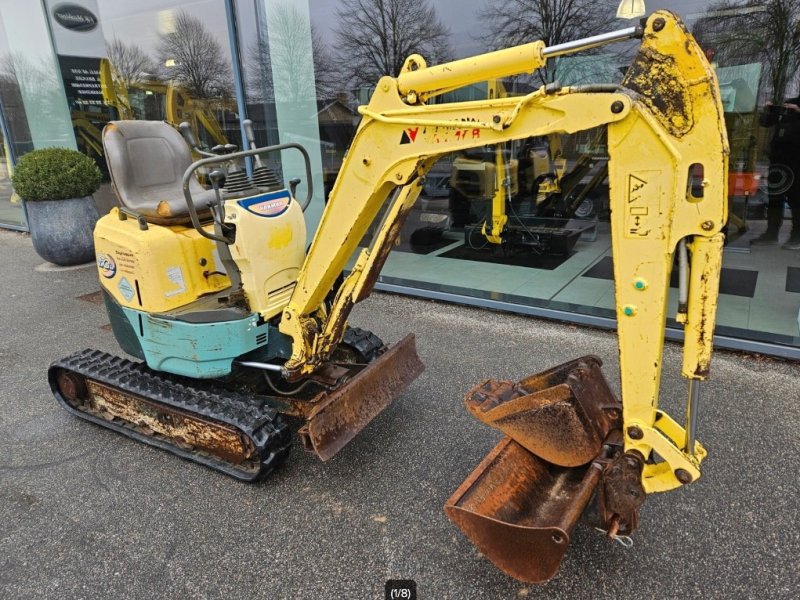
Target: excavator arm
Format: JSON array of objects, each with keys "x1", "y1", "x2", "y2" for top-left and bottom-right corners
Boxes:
[
  {"x1": 281, "y1": 88, "x2": 635, "y2": 368},
  {"x1": 609, "y1": 21, "x2": 728, "y2": 490},
  {"x1": 282, "y1": 11, "x2": 728, "y2": 581},
  {"x1": 280, "y1": 27, "x2": 642, "y2": 374},
  {"x1": 282, "y1": 11, "x2": 725, "y2": 392}
]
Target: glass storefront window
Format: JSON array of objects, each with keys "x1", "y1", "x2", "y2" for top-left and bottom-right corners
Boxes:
[
  {"x1": 38, "y1": 0, "x2": 252, "y2": 214},
  {"x1": 0, "y1": 0, "x2": 73, "y2": 228},
  {"x1": 234, "y1": 0, "x2": 326, "y2": 236},
  {"x1": 38, "y1": 1, "x2": 243, "y2": 169},
  {"x1": 0, "y1": 122, "x2": 25, "y2": 229},
  {"x1": 0, "y1": 0, "x2": 797, "y2": 356}
]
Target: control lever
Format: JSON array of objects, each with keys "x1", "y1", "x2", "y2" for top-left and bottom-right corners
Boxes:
[
  {"x1": 243, "y1": 118, "x2": 281, "y2": 191},
  {"x1": 289, "y1": 178, "x2": 301, "y2": 199},
  {"x1": 208, "y1": 169, "x2": 226, "y2": 223},
  {"x1": 242, "y1": 119, "x2": 264, "y2": 167},
  {"x1": 222, "y1": 142, "x2": 252, "y2": 194},
  {"x1": 178, "y1": 121, "x2": 198, "y2": 148},
  {"x1": 179, "y1": 121, "x2": 215, "y2": 158}
]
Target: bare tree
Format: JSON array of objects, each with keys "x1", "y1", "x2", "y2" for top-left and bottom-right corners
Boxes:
[
  {"x1": 693, "y1": 0, "x2": 800, "y2": 102},
  {"x1": 105, "y1": 38, "x2": 157, "y2": 87},
  {"x1": 157, "y1": 11, "x2": 233, "y2": 100},
  {"x1": 334, "y1": 0, "x2": 452, "y2": 87},
  {"x1": 479, "y1": 0, "x2": 618, "y2": 83},
  {"x1": 310, "y1": 23, "x2": 339, "y2": 99},
  {"x1": 0, "y1": 53, "x2": 33, "y2": 146},
  {"x1": 0, "y1": 53, "x2": 65, "y2": 119},
  {"x1": 247, "y1": 5, "x2": 339, "y2": 103},
  {"x1": 481, "y1": 0, "x2": 617, "y2": 48}
]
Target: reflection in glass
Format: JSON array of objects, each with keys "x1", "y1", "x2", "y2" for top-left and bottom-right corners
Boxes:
[
  {"x1": 56, "y1": 2, "x2": 243, "y2": 166},
  {"x1": 334, "y1": 0, "x2": 452, "y2": 85},
  {"x1": 0, "y1": 123, "x2": 26, "y2": 228},
  {"x1": 235, "y1": 0, "x2": 327, "y2": 235},
  {"x1": 303, "y1": 0, "x2": 800, "y2": 347},
  {"x1": 0, "y1": 1, "x2": 75, "y2": 151}
]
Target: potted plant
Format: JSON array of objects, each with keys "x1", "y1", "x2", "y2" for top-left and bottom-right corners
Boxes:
[{"x1": 11, "y1": 147, "x2": 102, "y2": 266}]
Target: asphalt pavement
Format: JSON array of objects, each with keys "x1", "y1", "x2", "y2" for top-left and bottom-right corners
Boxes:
[{"x1": 1, "y1": 228, "x2": 798, "y2": 599}]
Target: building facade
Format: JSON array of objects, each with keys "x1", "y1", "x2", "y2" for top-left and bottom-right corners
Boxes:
[{"x1": 1, "y1": 0, "x2": 798, "y2": 358}]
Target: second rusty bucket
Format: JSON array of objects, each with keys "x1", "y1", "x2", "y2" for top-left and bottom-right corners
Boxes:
[{"x1": 445, "y1": 356, "x2": 622, "y2": 583}]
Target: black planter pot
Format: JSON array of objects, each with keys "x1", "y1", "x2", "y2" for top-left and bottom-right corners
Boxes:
[{"x1": 26, "y1": 196, "x2": 99, "y2": 266}]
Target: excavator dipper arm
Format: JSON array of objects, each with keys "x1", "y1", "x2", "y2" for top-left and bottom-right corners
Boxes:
[{"x1": 608, "y1": 13, "x2": 728, "y2": 491}]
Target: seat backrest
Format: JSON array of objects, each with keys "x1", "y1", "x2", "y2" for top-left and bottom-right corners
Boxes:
[{"x1": 103, "y1": 120, "x2": 214, "y2": 225}]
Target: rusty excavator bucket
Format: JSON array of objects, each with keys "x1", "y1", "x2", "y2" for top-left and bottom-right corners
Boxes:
[{"x1": 445, "y1": 356, "x2": 643, "y2": 583}]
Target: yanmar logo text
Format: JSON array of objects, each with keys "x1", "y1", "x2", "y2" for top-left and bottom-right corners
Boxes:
[{"x1": 399, "y1": 123, "x2": 482, "y2": 145}]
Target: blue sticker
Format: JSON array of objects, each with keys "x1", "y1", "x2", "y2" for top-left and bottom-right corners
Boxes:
[
  {"x1": 238, "y1": 190, "x2": 291, "y2": 217},
  {"x1": 98, "y1": 253, "x2": 116, "y2": 278}
]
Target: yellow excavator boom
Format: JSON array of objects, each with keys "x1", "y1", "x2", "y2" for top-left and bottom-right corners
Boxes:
[{"x1": 280, "y1": 10, "x2": 727, "y2": 582}]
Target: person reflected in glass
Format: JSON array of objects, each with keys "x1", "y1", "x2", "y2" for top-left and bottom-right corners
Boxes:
[{"x1": 752, "y1": 97, "x2": 800, "y2": 249}]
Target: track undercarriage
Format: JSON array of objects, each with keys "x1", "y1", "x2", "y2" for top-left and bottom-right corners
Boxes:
[{"x1": 50, "y1": 328, "x2": 423, "y2": 481}]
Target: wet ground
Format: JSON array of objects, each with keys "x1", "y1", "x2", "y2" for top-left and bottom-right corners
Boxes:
[{"x1": 1, "y1": 229, "x2": 798, "y2": 599}]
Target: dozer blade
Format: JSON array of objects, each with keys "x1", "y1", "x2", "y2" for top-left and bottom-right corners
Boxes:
[
  {"x1": 298, "y1": 333, "x2": 424, "y2": 461},
  {"x1": 445, "y1": 437, "x2": 602, "y2": 583},
  {"x1": 446, "y1": 356, "x2": 624, "y2": 582},
  {"x1": 464, "y1": 356, "x2": 620, "y2": 467}
]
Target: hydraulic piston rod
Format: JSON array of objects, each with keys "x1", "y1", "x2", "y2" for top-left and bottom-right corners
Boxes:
[
  {"x1": 685, "y1": 380, "x2": 701, "y2": 455},
  {"x1": 397, "y1": 26, "x2": 642, "y2": 100},
  {"x1": 541, "y1": 26, "x2": 641, "y2": 58}
]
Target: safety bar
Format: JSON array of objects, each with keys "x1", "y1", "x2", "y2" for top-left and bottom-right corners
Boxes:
[{"x1": 181, "y1": 143, "x2": 313, "y2": 243}]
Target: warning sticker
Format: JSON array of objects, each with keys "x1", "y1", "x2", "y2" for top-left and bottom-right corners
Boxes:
[
  {"x1": 625, "y1": 172, "x2": 661, "y2": 238},
  {"x1": 118, "y1": 277, "x2": 135, "y2": 302},
  {"x1": 165, "y1": 266, "x2": 187, "y2": 297}
]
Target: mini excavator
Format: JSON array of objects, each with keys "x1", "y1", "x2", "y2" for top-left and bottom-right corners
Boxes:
[{"x1": 50, "y1": 11, "x2": 726, "y2": 582}]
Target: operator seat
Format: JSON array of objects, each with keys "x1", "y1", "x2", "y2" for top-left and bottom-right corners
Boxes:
[{"x1": 102, "y1": 120, "x2": 217, "y2": 225}]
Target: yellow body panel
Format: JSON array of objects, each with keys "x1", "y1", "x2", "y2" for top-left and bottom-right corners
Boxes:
[
  {"x1": 223, "y1": 194, "x2": 306, "y2": 320},
  {"x1": 94, "y1": 208, "x2": 230, "y2": 312}
]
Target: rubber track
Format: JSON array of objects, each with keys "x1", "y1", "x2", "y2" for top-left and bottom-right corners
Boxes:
[
  {"x1": 49, "y1": 349, "x2": 291, "y2": 482},
  {"x1": 341, "y1": 326, "x2": 384, "y2": 363}
]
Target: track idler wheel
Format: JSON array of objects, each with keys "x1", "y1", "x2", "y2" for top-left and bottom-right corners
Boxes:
[{"x1": 55, "y1": 370, "x2": 88, "y2": 404}]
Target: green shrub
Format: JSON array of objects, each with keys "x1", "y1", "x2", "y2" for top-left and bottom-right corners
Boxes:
[{"x1": 11, "y1": 147, "x2": 102, "y2": 201}]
